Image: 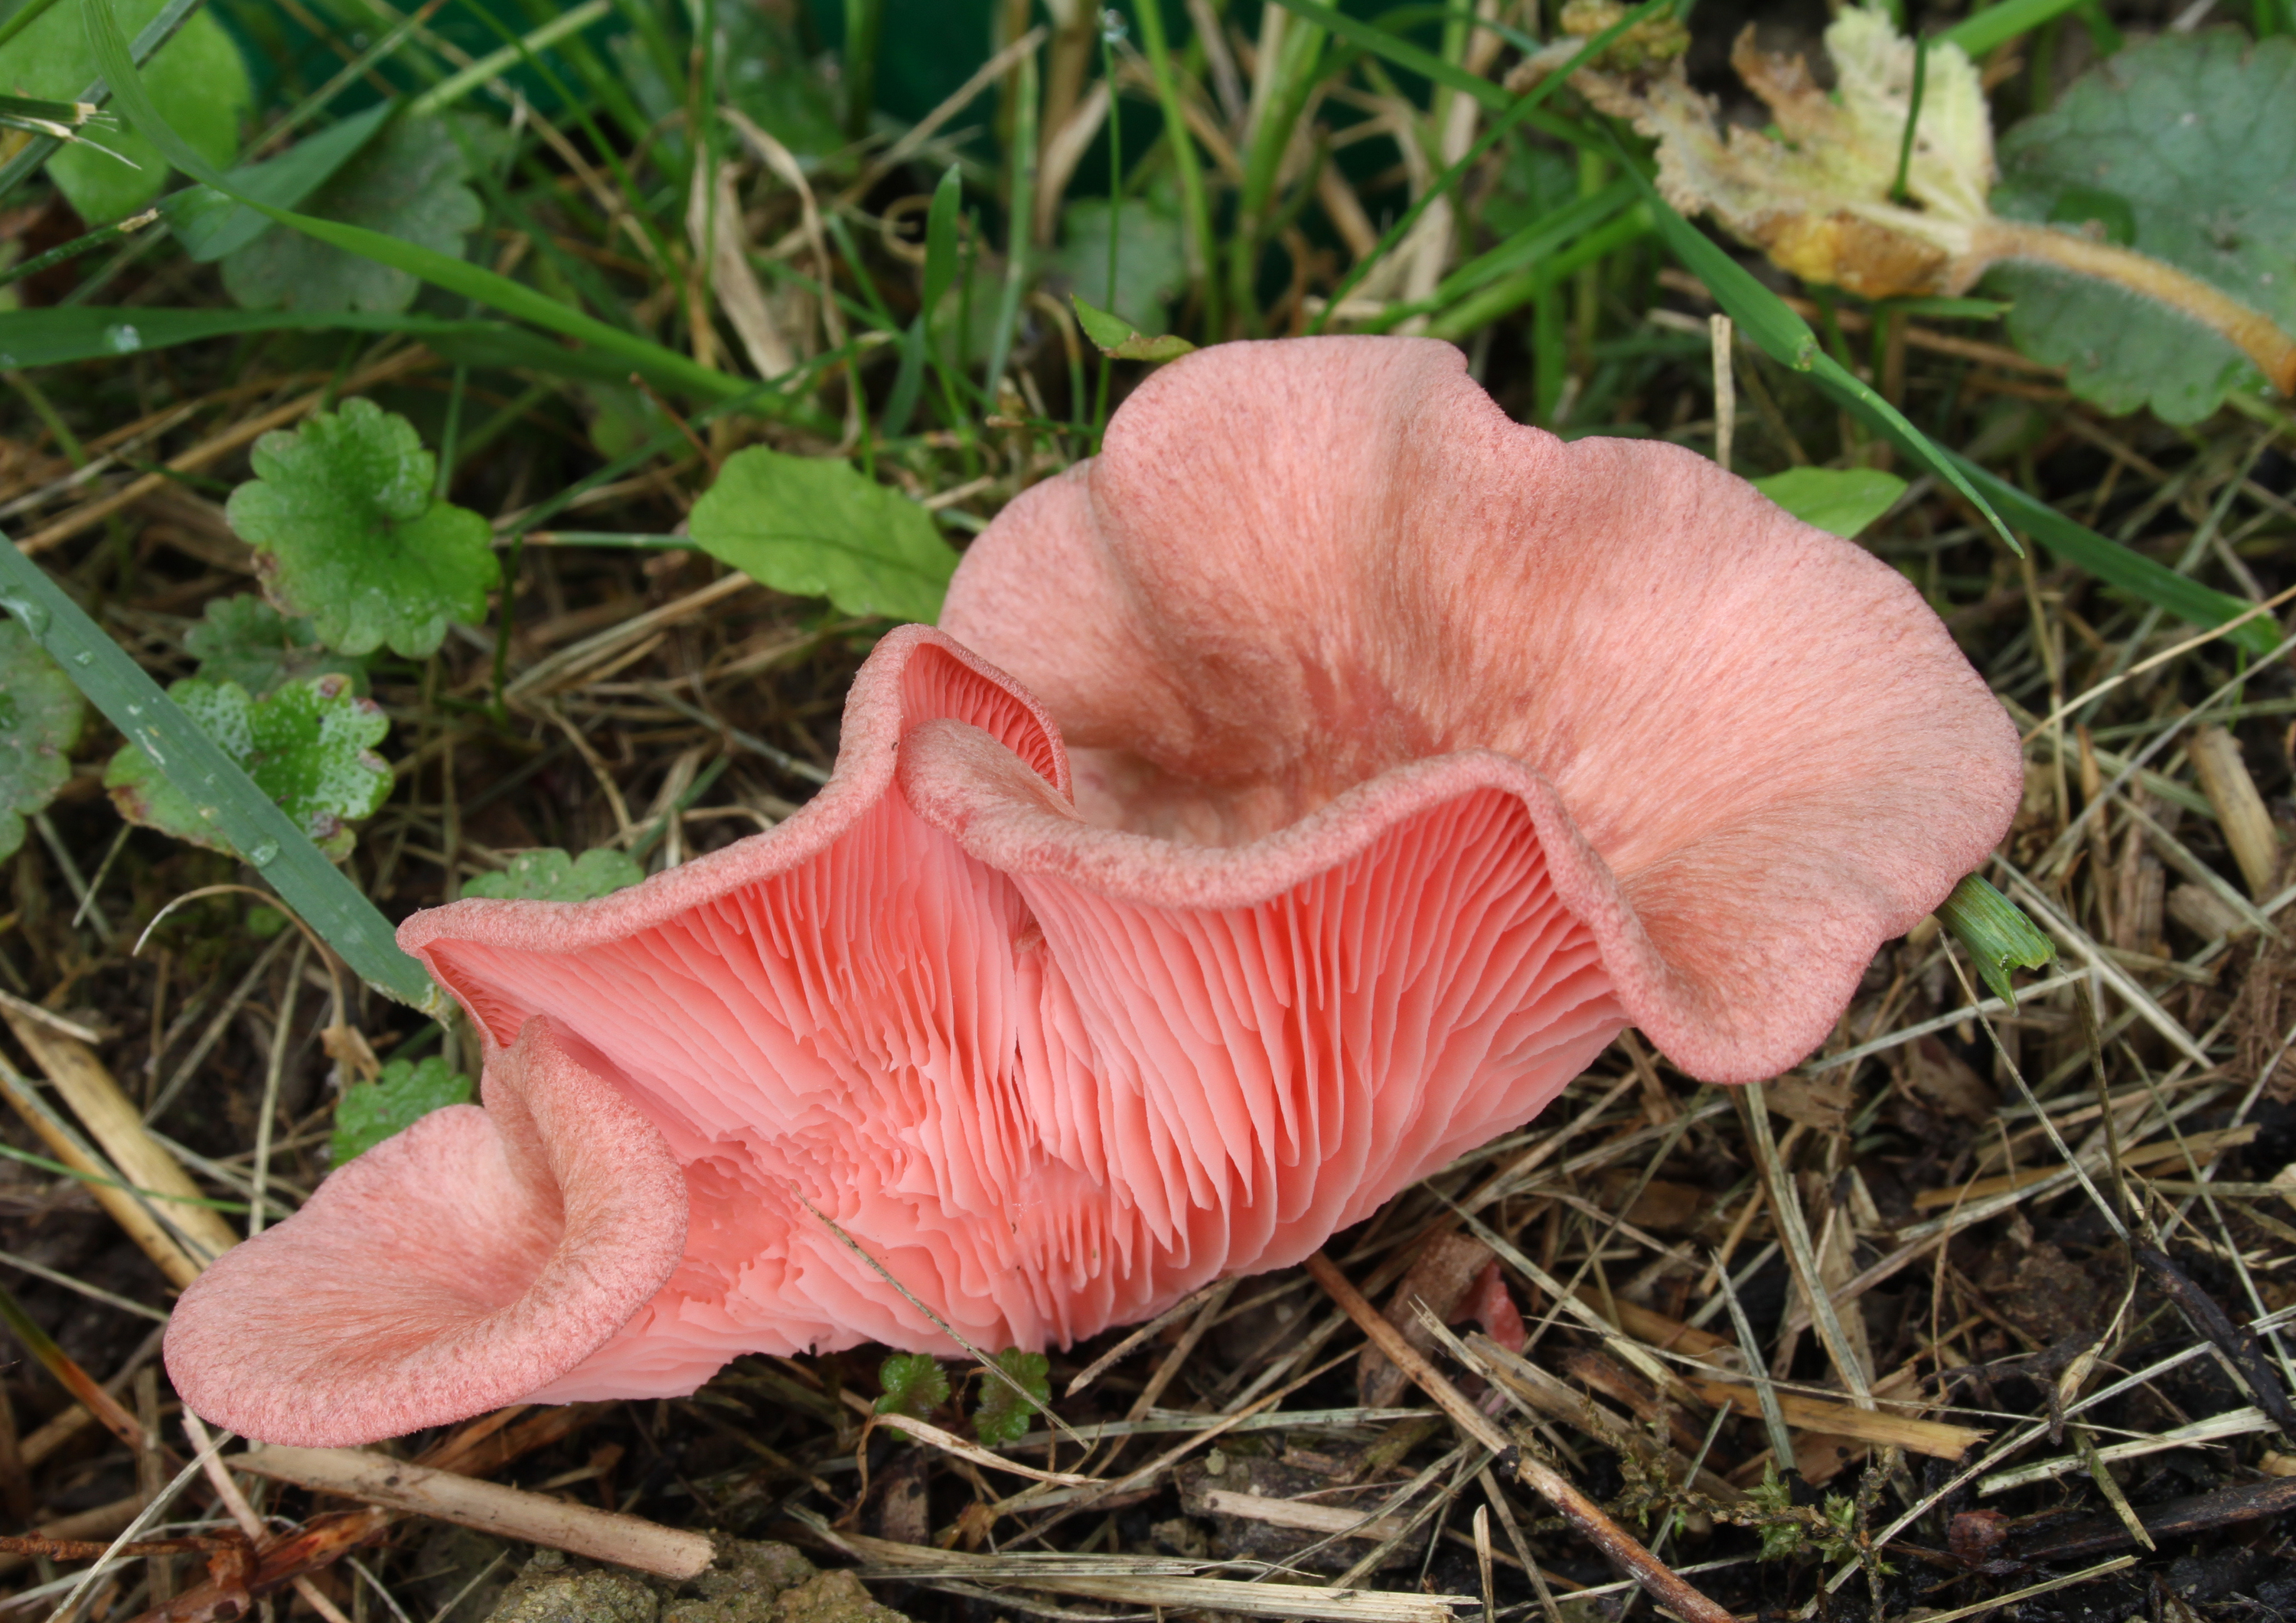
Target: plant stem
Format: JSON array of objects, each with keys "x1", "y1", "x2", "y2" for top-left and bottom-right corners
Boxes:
[
  {"x1": 1974, "y1": 219, "x2": 2296, "y2": 396},
  {"x1": 1133, "y1": 0, "x2": 1221, "y2": 341}
]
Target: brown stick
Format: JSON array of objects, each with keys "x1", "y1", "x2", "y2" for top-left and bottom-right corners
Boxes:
[
  {"x1": 233, "y1": 1445, "x2": 715, "y2": 1579},
  {"x1": 4, "y1": 1013, "x2": 242, "y2": 1266},
  {"x1": 1301, "y1": 1252, "x2": 1734, "y2": 1623}
]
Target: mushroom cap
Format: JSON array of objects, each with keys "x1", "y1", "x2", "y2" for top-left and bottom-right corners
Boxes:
[
  {"x1": 941, "y1": 337, "x2": 2020, "y2": 1083},
  {"x1": 165, "y1": 337, "x2": 2019, "y2": 1446},
  {"x1": 164, "y1": 1016, "x2": 687, "y2": 1445}
]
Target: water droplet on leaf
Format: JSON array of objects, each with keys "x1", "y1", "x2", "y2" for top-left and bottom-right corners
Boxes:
[{"x1": 246, "y1": 840, "x2": 281, "y2": 867}]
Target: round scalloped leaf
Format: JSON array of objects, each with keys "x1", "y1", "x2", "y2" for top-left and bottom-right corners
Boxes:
[
  {"x1": 329, "y1": 1056, "x2": 474, "y2": 1165},
  {"x1": 222, "y1": 116, "x2": 488, "y2": 315},
  {"x1": 104, "y1": 675, "x2": 393, "y2": 862},
  {"x1": 461, "y1": 847, "x2": 645, "y2": 902},
  {"x1": 12, "y1": 0, "x2": 251, "y2": 223},
  {"x1": 1991, "y1": 32, "x2": 2296, "y2": 424},
  {"x1": 688, "y1": 448, "x2": 959, "y2": 624},
  {"x1": 0, "y1": 621, "x2": 85, "y2": 864},
  {"x1": 184, "y1": 594, "x2": 368, "y2": 696},
  {"x1": 226, "y1": 399, "x2": 499, "y2": 658}
]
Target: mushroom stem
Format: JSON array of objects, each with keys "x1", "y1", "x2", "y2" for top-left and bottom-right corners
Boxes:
[
  {"x1": 1971, "y1": 218, "x2": 2296, "y2": 395},
  {"x1": 1302, "y1": 1253, "x2": 1737, "y2": 1623}
]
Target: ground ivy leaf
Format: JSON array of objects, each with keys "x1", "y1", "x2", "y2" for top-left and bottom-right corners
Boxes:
[
  {"x1": 1753, "y1": 467, "x2": 1907, "y2": 539},
  {"x1": 0, "y1": 621, "x2": 85, "y2": 865},
  {"x1": 184, "y1": 594, "x2": 367, "y2": 696},
  {"x1": 11, "y1": 0, "x2": 250, "y2": 223},
  {"x1": 227, "y1": 398, "x2": 499, "y2": 658},
  {"x1": 687, "y1": 448, "x2": 958, "y2": 624},
  {"x1": 971, "y1": 1349, "x2": 1050, "y2": 1447},
  {"x1": 1991, "y1": 33, "x2": 2296, "y2": 423},
  {"x1": 329, "y1": 1055, "x2": 473, "y2": 1165},
  {"x1": 103, "y1": 675, "x2": 393, "y2": 862},
  {"x1": 462, "y1": 847, "x2": 646, "y2": 902},
  {"x1": 222, "y1": 115, "x2": 488, "y2": 314},
  {"x1": 1049, "y1": 197, "x2": 1189, "y2": 337},
  {"x1": 875, "y1": 1353, "x2": 951, "y2": 1420}
]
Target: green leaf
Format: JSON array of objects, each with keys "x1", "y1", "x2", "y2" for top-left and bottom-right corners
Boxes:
[
  {"x1": 184, "y1": 594, "x2": 367, "y2": 697},
  {"x1": 971, "y1": 1349, "x2": 1050, "y2": 1447},
  {"x1": 225, "y1": 399, "x2": 499, "y2": 659},
  {"x1": 463, "y1": 846, "x2": 645, "y2": 902},
  {"x1": 1991, "y1": 34, "x2": 2296, "y2": 423},
  {"x1": 1068, "y1": 295, "x2": 1195, "y2": 363},
  {"x1": 1049, "y1": 197, "x2": 1189, "y2": 337},
  {"x1": 875, "y1": 1353, "x2": 951, "y2": 1419},
  {"x1": 223, "y1": 115, "x2": 488, "y2": 314},
  {"x1": 14, "y1": 0, "x2": 249, "y2": 222},
  {"x1": 0, "y1": 619, "x2": 85, "y2": 865},
  {"x1": 328, "y1": 1055, "x2": 473, "y2": 1165},
  {"x1": 162, "y1": 101, "x2": 396, "y2": 263},
  {"x1": 104, "y1": 674, "x2": 393, "y2": 862},
  {"x1": 1753, "y1": 468, "x2": 1908, "y2": 539},
  {"x1": 1937, "y1": 873, "x2": 2054, "y2": 1003},
  {"x1": 921, "y1": 165, "x2": 962, "y2": 317},
  {"x1": 0, "y1": 535, "x2": 436, "y2": 1010},
  {"x1": 687, "y1": 448, "x2": 958, "y2": 624}
]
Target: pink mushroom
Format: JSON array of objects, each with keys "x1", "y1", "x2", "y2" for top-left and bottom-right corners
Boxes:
[{"x1": 166, "y1": 337, "x2": 2019, "y2": 1447}]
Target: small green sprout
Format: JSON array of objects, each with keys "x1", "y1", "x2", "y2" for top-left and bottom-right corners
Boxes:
[
  {"x1": 971, "y1": 1349, "x2": 1051, "y2": 1446},
  {"x1": 1070, "y1": 294, "x2": 1196, "y2": 363},
  {"x1": 1936, "y1": 872, "x2": 2053, "y2": 1002},
  {"x1": 875, "y1": 1353, "x2": 951, "y2": 1421}
]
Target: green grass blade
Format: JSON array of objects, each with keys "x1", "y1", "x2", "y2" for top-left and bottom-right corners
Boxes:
[
  {"x1": 922, "y1": 164, "x2": 961, "y2": 314},
  {"x1": 1945, "y1": 453, "x2": 2280, "y2": 657},
  {"x1": 1308, "y1": 0, "x2": 1668, "y2": 334},
  {"x1": 1937, "y1": 873, "x2": 2053, "y2": 1002},
  {"x1": 406, "y1": 0, "x2": 612, "y2": 116},
  {"x1": 163, "y1": 99, "x2": 395, "y2": 262},
  {"x1": 1936, "y1": 0, "x2": 2092, "y2": 58},
  {"x1": 0, "y1": 534, "x2": 440, "y2": 1012},
  {"x1": 1133, "y1": 0, "x2": 1220, "y2": 338},
  {"x1": 81, "y1": 0, "x2": 751, "y2": 408},
  {"x1": 0, "y1": 306, "x2": 655, "y2": 384},
  {"x1": 1269, "y1": 0, "x2": 1507, "y2": 112},
  {"x1": 1625, "y1": 161, "x2": 2020, "y2": 552}
]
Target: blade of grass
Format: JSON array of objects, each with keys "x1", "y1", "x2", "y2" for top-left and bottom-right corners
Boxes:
[
  {"x1": 0, "y1": 532, "x2": 441, "y2": 1012},
  {"x1": 1308, "y1": 0, "x2": 1668, "y2": 334},
  {"x1": 1620, "y1": 155, "x2": 2022, "y2": 552},
  {"x1": 1132, "y1": 0, "x2": 1220, "y2": 340},
  {"x1": 81, "y1": 0, "x2": 756, "y2": 410},
  {"x1": 406, "y1": 0, "x2": 611, "y2": 116},
  {"x1": 1948, "y1": 453, "x2": 2278, "y2": 657},
  {"x1": 0, "y1": 307, "x2": 672, "y2": 389},
  {"x1": 980, "y1": 47, "x2": 1039, "y2": 402},
  {"x1": 1936, "y1": 0, "x2": 2092, "y2": 58}
]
